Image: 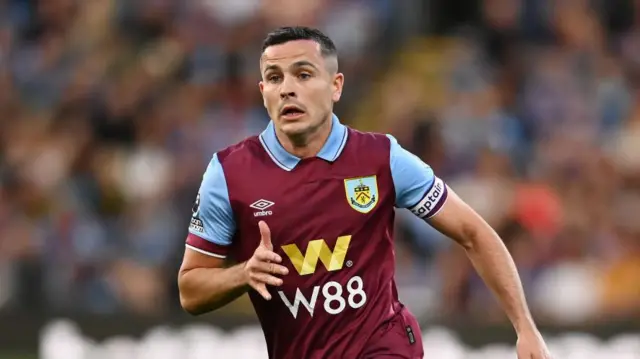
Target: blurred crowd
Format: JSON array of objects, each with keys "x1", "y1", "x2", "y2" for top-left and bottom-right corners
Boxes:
[
  {"x1": 0, "y1": 0, "x2": 639, "y2": 328},
  {"x1": 375, "y1": 0, "x2": 640, "y2": 325},
  {"x1": 0, "y1": 0, "x2": 395, "y2": 315}
]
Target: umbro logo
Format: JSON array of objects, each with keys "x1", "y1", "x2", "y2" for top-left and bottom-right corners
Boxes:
[
  {"x1": 250, "y1": 199, "x2": 274, "y2": 210},
  {"x1": 250, "y1": 199, "x2": 274, "y2": 217}
]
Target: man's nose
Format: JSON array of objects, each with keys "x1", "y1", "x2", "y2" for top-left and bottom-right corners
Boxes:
[
  {"x1": 280, "y1": 91, "x2": 296, "y2": 99},
  {"x1": 280, "y1": 76, "x2": 296, "y2": 99}
]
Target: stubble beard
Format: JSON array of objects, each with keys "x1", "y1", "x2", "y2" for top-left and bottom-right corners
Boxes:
[{"x1": 281, "y1": 113, "x2": 330, "y2": 147}]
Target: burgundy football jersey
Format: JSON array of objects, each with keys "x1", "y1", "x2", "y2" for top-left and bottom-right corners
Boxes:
[{"x1": 186, "y1": 115, "x2": 448, "y2": 359}]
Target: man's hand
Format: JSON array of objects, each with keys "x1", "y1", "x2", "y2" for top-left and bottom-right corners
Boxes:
[
  {"x1": 244, "y1": 221, "x2": 289, "y2": 300},
  {"x1": 516, "y1": 329, "x2": 552, "y2": 359}
]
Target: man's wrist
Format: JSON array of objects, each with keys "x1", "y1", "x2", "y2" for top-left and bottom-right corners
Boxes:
[
  {"x1": 234, "y1": 261, "x2": 251, "y2": 288},
  {"x1": 514, "y1": 318, "x2": 538, "y2": 336}
]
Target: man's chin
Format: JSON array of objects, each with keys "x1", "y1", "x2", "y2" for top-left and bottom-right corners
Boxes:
[{"x1": 279, "y1": 120, "x2": 310, "y2": 137}]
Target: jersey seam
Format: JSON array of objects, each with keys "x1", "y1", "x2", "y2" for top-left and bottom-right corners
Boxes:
[
  {"x1": 211, "y1": 154, "x2": 238, "y2": 246},
  {"x1": 406, "y1": 178, "x2": 435, "y2": 210},
  {"x1": 259, "y1": 134, "x2": 292, "y2": 171},
  {"x1": 188, "y1": 230, "x2": 232, "y2": 247},
  {"x1": 185, "y1": 244, "x2": 227, "y2": 258}
]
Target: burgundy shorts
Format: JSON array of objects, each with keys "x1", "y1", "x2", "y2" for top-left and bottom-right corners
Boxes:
[{"x1": 360, "y1": 304, "x2": 424, "y2": 359}]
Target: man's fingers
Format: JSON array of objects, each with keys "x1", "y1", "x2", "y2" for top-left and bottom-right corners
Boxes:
[
  {"x1": 253, "y1": 261, "x2": 289, "y2": 276},
  {"x1": 250, "y1": 272, "x2": 284, "y2": 287},
  {"x1": 251, "y1": 282, "x2": 272, "y2": 301},
  {"x1": 258, "y1": 221, "x2": 272, "y2": 249},
  {"x1": 254, "y1": 248, "x2": 282, "y2": 263},
  {"x1": 517, "y1": 349, "x2": 549, "y2": 359}
]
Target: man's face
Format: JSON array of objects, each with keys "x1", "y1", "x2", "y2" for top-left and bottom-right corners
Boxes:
[{"x1": 259, "y1": 40, "x2": 343, "y2": 137}]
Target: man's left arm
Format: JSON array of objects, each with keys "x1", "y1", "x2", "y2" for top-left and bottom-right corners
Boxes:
[
  {"x1": 386, "y1": 135, "x2": 551, "y2": 358},
  {"x1": 426, "y1": 189, "x2": 535, "y2": 332}
]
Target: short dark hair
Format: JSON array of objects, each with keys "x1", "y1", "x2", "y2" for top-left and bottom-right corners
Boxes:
[{"x1": 261, "y1": 26, "x2": 337, "y2": 58}]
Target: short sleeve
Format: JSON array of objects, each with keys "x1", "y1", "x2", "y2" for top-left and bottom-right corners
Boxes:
[
  {"x1": 186, "y1": 154, "x2": 236, "y2": 258},
  {"x1": 387, "y1": 134, "x2": 448, "y2": 219}
]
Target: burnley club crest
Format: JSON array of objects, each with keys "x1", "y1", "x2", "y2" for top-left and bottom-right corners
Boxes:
[{"x1": 344, "y1": 176, "x2": 378, "y2": 214}]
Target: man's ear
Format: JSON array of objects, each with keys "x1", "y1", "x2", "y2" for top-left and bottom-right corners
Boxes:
[
  {"x1": 259, "y1": 81, "x2": 267, "y2": 108},
  {"x1": 332, "y1": 73, "x2": 344, "y2": 103}
]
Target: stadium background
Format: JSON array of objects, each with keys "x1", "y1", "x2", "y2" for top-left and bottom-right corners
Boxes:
[{"x1": 0, "y1": 0, "x2": 639, "y2": 358}]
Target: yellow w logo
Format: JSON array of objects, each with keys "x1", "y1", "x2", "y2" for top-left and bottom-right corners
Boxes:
[{"x1": 282, "y1": 236, "x2": 352, "y2": 276}]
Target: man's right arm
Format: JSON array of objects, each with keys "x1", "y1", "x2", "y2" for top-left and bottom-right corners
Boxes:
[
  {"x1": 178, "y1": 154, "x2": 247, "y2": 315},
  {"x1": 178, "y1": 251, "x2": 249, "y2": 315}
]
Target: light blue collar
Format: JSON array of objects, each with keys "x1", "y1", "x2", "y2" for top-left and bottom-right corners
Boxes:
[{"x1": 259, "y1": 114, "x2": 348, "y2": 171}]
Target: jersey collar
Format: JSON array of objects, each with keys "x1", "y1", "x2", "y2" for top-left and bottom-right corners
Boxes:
[{"x1": 259, "y1": 114, "x2": 348, "y2": 171}]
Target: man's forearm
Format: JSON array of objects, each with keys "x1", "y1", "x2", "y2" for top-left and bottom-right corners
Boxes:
[
  {"x1": 178, "y1": 262, "x2": 249, "y2": 315},
  {"x1": 463, "y1": 227, "x2": 536, "y2": 334}
]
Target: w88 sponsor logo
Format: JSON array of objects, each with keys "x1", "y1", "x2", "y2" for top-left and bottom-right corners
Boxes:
[
  {"x1": 277, "y1": 235, "x2": 367, "y2": 318},
  {"x1": 277, "y1": 275, "x2": 367, "y2": 318}
]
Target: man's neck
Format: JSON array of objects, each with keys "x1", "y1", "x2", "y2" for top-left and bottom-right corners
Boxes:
[{"x1": 276, "y1": 116, "x2": 333, "y2": 159}]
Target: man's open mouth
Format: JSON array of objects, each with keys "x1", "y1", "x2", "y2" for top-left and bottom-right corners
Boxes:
[{"x1": 280, "y1": 105, "x2": 305, "y2": 117}]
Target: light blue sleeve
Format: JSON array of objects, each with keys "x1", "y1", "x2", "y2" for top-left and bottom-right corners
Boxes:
[
  {"x1": 387, "y1": 134, "x2": 448, "y2": 219},
  {"x1": 188, "y1": 154, "x2": 236, "y2": 246}
]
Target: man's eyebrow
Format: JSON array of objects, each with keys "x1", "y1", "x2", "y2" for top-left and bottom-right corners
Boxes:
[
  {"x1": 291, "y1": 60, "x2": 318, "y2": 70},
  {"x1": 263, "y1": 61, "x2": 318, "y2": 74},
  {"x1": 263, "y1": 64, "x2": 280, "y2": 73}
]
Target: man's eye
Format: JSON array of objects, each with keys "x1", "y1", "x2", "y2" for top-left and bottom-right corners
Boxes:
[
  {"x1": 299, "y1": 73, "x2": 311, "y2": 80},
  {"x1": 268, "y1": 75, "x2": 281, "y2": 82}
]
